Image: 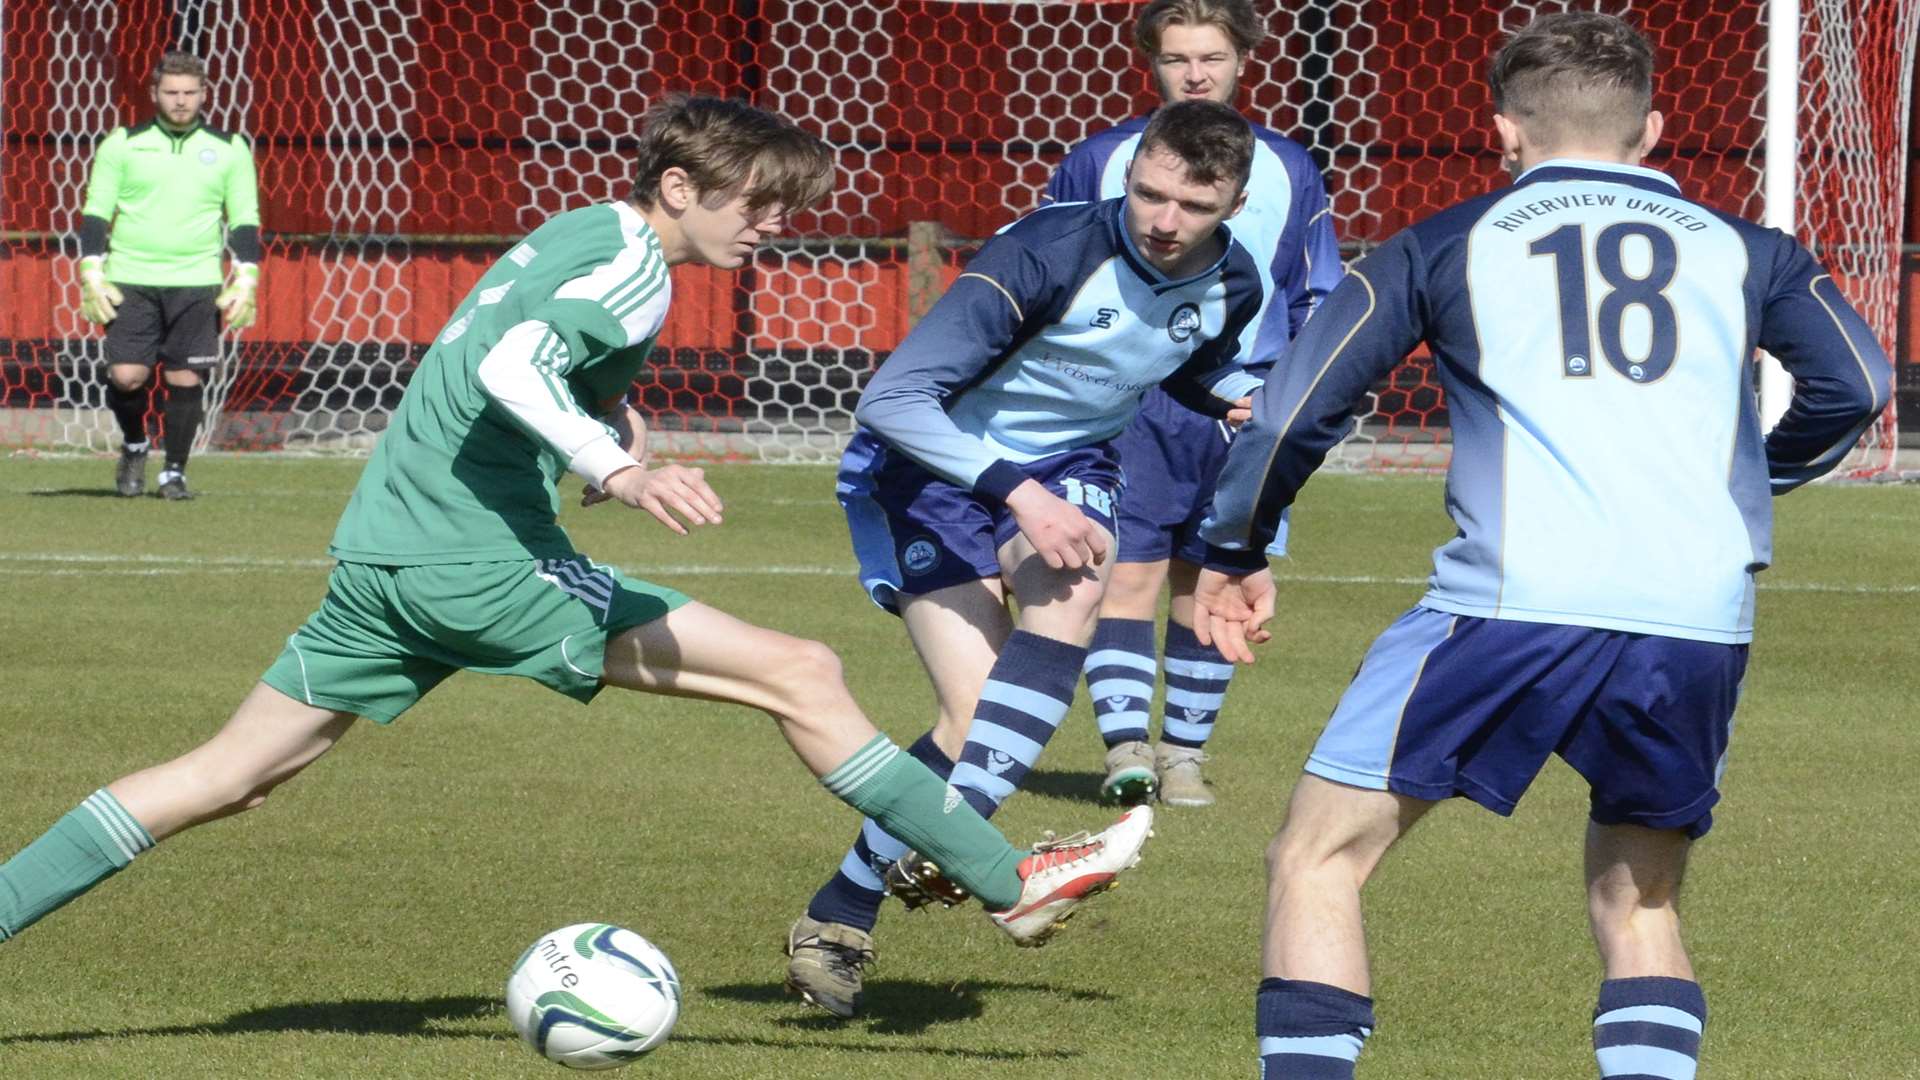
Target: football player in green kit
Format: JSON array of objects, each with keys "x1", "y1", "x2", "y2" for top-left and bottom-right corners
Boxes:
[{"x1": 0, "y1": 96, "x2": 1150, "y2": 959}]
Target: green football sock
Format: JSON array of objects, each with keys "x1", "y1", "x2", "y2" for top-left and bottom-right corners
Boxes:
[
  {"x1": 820, "y1": 736, "x2": 1024, "y2": 910},
  {"x1": 0, "y1": 789, "x2": 154, "y2": 941}
]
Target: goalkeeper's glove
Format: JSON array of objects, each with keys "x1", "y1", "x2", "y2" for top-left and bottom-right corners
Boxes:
[
  {"x1": 78, "y1": 256, "x2": 123, "y2": 325},
  {"x1": 216, "y1": 262, "x2": 260, "y2": 329}
]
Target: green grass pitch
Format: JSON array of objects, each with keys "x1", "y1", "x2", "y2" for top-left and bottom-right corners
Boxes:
[{"x1": 1, "y1": 456, "x2": 1916, "y2": 1078}]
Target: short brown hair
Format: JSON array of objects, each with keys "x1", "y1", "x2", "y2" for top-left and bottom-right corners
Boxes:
[
  {"x1": 1138, "y1": 99, "x2": 1254, "y2": 191},
  {"x1": 1488, "y1": 12, "x2": 1654, "y2": 154},
  {"x1": 1134, "y1": 0, "x2": 1267, "y2": 58},
  {"x1": 629, "y1": 95, "x2": 834, "y2": 214},
  {"x1": 151, "y1": 50, "x2": 207, "y2": 86}
]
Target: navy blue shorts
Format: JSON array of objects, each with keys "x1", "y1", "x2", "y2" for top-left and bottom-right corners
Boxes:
[
  {"x1": 839, "y1": 430, "x2": 1122, "y2": 612},
  {"x1": 1308, "y1": 606, "x2": 1748, "y2": 838},
  {"x1": 1112, "y1": 388, "x2": 1288, "y2": 564}
]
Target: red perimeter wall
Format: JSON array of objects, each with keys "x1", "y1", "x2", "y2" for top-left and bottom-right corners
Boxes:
[{"x1": 1, "y1": 0, "x2": 1912, "y2": 384}]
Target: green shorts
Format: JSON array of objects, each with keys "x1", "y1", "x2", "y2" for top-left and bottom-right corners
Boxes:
[{"x1": 262, "y1": 556, "x2": 690, "y2": 723}]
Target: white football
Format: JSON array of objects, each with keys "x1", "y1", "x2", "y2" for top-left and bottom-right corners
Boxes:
[{"x1": 506, "y1": 923, "x2": 682, "y2": 1070}]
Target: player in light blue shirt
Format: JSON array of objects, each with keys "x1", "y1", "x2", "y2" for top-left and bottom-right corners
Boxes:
[
  {"x1": 786, "y1": 100, "x2": 1267, "y2": 1019},
  {"x1": 1193, "y1": 14, "x2": 1893, "y2": 1079},
  {"x1": 1045, "y1": 0, "x2": 1341, "y2": 808}
]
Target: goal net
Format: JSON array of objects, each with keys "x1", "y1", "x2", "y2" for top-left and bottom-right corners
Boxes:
[{"x1": 1, "y1": 0, "x2": 1911, "y2": 471}]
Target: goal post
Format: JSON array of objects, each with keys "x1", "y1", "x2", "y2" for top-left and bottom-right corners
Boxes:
[
  {"x1": 1760, "y1": 0, "x2": 1801, "y2": 434},
  {"x1": 0, "y1": 0, "x2": 1911, "y2": 472}
]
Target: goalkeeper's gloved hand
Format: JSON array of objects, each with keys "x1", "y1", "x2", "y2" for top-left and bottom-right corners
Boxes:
[
  {"x1": 216, "y1": 262, "x2": 260, "y2": 329},
  {"x1": 79, "y1": 256, "x2": 123, "y2": 325}
]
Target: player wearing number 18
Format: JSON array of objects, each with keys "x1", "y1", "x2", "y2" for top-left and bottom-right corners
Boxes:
[{"x1": 1194, "y1": 12, "x2": 1893, "y2": 1079}]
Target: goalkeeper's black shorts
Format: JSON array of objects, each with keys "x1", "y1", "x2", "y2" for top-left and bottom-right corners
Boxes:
[{"x1": 102, "y1": 283, "x2": 221, "y2": 369}]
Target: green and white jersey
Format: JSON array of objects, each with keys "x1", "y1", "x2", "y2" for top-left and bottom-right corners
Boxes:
[
  {"x1": 329, "y1": 201, "x2": 671, "y2": 565},
  {"x1": 81, "y1": 120, "x2": 260, "y2": 286}
]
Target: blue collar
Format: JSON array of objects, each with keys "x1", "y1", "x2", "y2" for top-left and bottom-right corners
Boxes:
[{"x1": 1513, "y1": 158, "x2": 1681, "y2": 197}]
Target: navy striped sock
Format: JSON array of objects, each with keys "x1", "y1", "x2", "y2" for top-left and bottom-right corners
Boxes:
[
  {"x1": 1160, "y1": 620, "x2": 1234, "y2": 749},
  {"x1": 1593, "y1": 976, "x2": 1706, "y2": 1080},
  {"x1": 805, "y1": 733, "x2": 953, "y2": 931},
  {"x1": 1255, "y1": 978, "x2": 1374, "y2": 1079},
  {"x1": 950, "y1": 630, "x2": 1086, "y2": 818},
  {"x1": 1085, "y1": 618, "x2": 1156, "y2": 748}
]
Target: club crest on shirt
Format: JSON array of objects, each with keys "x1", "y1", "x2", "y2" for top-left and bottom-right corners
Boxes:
[
  {"x1": 1167, "y1": 302, "x2": 1202, "y2": 343},
  {"x1": 198, "y1": 148, "x2": 218, "y2": 166},
  {"x1": 902, "y1": 537, "x2": 939, "y2": 575}
]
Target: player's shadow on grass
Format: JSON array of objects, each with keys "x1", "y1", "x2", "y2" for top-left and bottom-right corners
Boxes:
[
  {"x1": 27, "y1": 488, "x2": 149, "y2": 498},
  {"x1": 1014, "y1": 767, "x2": 1109, "y2": 806},
  {"x1": 0, "y1": 994, "x2": 510, "y2": 1045},
  {"x1": 706, "y1": 977, "x2": 1113, "y2": 1040}
]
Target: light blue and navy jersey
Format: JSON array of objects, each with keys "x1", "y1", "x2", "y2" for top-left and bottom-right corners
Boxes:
[
  {"x1": 1204, "y1": 159, "x2": 1893, "y2": 644},
  {"x1": 1043, "y1": 113, "x2": 1342, "y2": 365},
  {"x1": 854, "y1": 197, "x2": 1267, "y2": 501}
]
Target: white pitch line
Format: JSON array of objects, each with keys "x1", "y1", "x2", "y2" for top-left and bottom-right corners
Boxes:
[
  {"x1": 0, "y1": 552, "x2": 842, "y2": 577},
  {"x1": 1266, "y1": 572, "x2": 1920, "y2": 596},
  {"x1": 0, "y1": 552, "x2": 1913, "y2": 594}
]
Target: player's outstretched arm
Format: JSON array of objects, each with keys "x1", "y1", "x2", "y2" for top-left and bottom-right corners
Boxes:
[
  {"x1": 476, "y1": 319, "x2": 650, "y2": 495},
  {"x1": 1193, "y1": 567, "x2": 1275, "y2": 664},
  {"x1": 852, "y1": 232, "x2": 1053, "y2": 492},
  {"x1": 581, "y1": 404, "x2": 649, "y2": 506},
  {"x1": 599, "y1": 463, "x2": 723, "y2": 535},
  {"x1": 1203, "y1": 231, "x2": 1429, "y2": 557}
]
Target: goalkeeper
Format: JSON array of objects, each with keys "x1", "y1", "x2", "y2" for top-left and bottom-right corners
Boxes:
[{"x1": 78, "y1": 50, "x2": 261, "y2": 501}]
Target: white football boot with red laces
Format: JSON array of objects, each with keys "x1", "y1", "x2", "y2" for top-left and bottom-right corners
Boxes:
[{"x1": 987, "y1": 804, "x2": 1154, "y2": 947}]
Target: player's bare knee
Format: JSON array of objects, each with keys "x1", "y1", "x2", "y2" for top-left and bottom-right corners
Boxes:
[
  {"x1": 1267, "y1": 826, "x2": 1335, "y2": 886},
  {"x1": 755, "y1": 636, "x2": 848, "y2": 716},
  {"x1": 1589, "y1": 873, "x2": 1681, "y2": 927}
]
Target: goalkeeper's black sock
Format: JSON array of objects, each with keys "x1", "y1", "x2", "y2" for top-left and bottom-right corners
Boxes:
[
  {"x1": 161, "y1": 382, "x2": 204, "y2": 473},
  {"x1": 107, "y1": 382, "x2": 149, "y2": 447}
]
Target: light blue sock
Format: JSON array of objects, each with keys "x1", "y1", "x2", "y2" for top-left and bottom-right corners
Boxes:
[
  {"x1": 1160, "y1": 619, "x2": 1235, "y2": 749},
  {"x1": 1256, "y1": 978, "x2": 1373, "y2": 1079},
  {"x1": 1593, "y1": 976, "x2": 1706, "y2": 1080},
  {"x1": 950, "y1": 630, "x2": 1087, "y2": 817},
  {"x1": 1085, "y1": 618, "x2": 1156, "y2": 748}
]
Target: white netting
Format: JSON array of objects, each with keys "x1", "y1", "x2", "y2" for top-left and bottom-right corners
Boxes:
[
  {"x1": 0, "y1": 0, "x2": 1909, "y2": 469},
  {"x1": 1794, "y1": 0, "x2": 1918, "y2": 474}
]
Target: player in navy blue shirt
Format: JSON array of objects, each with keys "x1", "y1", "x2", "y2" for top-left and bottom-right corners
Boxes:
[
  {"x1": 1046, "y1": 0, "x2": 1341, "y2": 808},
  {"x1": 785, "y1": 100, "x2": 1267, "y2": 1018},
  {"x1": 1193, "y1": 15, "x2": 1894, "y2": 1079}
]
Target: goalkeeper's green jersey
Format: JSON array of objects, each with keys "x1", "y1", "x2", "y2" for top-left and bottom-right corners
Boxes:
[
  {"x1": 81, "y1": 120, "x2": 260, "y2": 287},
  {"x1": 328, "y1": 202, "x2": 671, "y2": 566}
]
